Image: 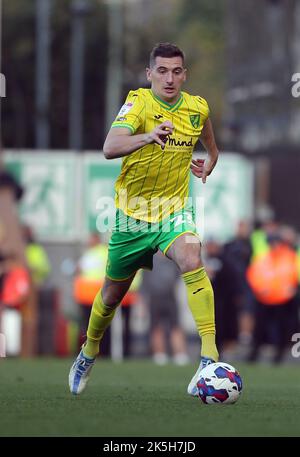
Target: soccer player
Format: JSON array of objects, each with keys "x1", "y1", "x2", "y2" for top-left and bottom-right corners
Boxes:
[{"x1": 69, "y1": 42, "x2": 220, "y2": 396}]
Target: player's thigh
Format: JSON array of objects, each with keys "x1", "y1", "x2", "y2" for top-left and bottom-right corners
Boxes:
[
  {"x1": 157, "y1": 211, "x2": 202, "y2": 272},
  {"x1": 106, "y1": 229, "x2": 156, "y2": 281},
  {"x1": 166, "y1": 232, "x2": 201, "y2": 264}
]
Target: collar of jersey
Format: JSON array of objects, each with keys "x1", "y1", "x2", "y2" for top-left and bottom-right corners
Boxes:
[{"x1": 150, "y1": 90, "x2": 183, "y2": 112}]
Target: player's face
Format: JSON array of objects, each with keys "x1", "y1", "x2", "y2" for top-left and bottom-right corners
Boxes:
[{"x1": 146, "y1": 56, "x2": 186, "y2": 103}]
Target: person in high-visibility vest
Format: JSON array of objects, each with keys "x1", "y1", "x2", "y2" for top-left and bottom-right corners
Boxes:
[
  {"x1": 250, "y1": 218, "x2": 279, "y2": 261},
  {"x1": 74, "y1": 233, "x2": 108, "y2": 350},
  {"x1": 23, "y1": 225, "x2": 51, "y2": 287},
  {"x1": 74, "y1": 233, "x2": 141, "y2": 355},
  {"x1": 247, "y1": 232, "x2": 299, "y2": 363}
]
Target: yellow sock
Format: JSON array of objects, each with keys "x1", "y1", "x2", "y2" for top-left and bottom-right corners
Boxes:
[
  {"x1": 182, "y1": 267, "x2": 219, "y2": 362},
  {"x1": 83, "y1": 290, "x2": 117, "y2": 358}
]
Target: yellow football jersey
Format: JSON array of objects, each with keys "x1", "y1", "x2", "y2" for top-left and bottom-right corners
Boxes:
[{"x1": 111, "y1": 88, "x2": 210, "y2": 222}]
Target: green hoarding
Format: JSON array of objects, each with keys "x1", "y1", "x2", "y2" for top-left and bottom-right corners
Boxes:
[
  {"x1": 3, "y1": 151, "x2": 253, "y2": 242},
  {"x1": 4, "y1": 152, "x2": 79, "y2": 240},
  {"x1": 82, "y1": 155, "x2": 121, "y2": 237}
]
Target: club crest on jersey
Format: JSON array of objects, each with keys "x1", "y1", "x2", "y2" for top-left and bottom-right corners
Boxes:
[
  {"x1": 117, "y1": 102, "x2": 133, "y2": 117},
  {"x1": 189, "y1": 114, "x2": 200, "y2": 129}
]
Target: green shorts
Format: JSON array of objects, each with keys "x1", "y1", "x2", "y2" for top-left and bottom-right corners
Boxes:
[{"x1": 106, "y1": 208, "x2": 199, "y2": 281}]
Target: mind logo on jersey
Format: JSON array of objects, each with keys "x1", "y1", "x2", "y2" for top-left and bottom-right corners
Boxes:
[
  {"x1": 189, "y1": 114, "x2": 200, "y2": 129},
  {"x1": 168, "y1": 137, "x2": 193, "y2": 147}
]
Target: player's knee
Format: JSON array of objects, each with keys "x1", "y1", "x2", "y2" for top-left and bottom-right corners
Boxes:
[
  {"x1": 101, "y1": 290, "x2": 122, "y2": 309},
  {"x1": 179, "y1": 256, "x2": 202, "y2": 274}
]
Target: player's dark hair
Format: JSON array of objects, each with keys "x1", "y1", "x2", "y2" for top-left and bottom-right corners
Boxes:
[{"x1": 149, "y1": 43, "x2": 185, "y2": 67}]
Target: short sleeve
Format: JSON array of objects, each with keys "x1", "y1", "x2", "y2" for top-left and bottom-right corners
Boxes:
[
  {"x1": 198, "y1": 96, "x2": 210, "y2": 123},
  {"x1": 111, "y1": 90, "x2": 145, "y2": 134},
  {"x1": 197, "y1": 96, "x2": 210, "y2": 124}
]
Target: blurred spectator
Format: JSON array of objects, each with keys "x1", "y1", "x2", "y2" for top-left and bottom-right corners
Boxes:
[
  {"x1": 0, "y1": 170, "x2": 24, "y2": 202},
  {"x1": 204, "y1": 238, "x2": 238, "y2": 354},
  {"x1": 279, "y1": 225, "x2": 299, "y2": 250},
  {"x1": 0, "y1": 251, "x2": 31, "y2": 356},
  {"x1": 74, "y1": 232, "x2": 140, "y2": 357},
  {"x1": 250, "y1": 216, "x2": 279, "y2": 261},
  {"x1": 0, "y1": 251, "x2": 9, "y2": 300},
  {"x1": 22, "y1": 225, "x2": 55, "y2": 356},
  {"x1": 0, "y1": 252, "x2": 30, "y2": 309},
  {"x1": 0, "y1": 172, "x2": 27, "y2": 298},
  {"x1": 0, "y1": 172, "x2": 30, "y2": 356},
  {"x1": 74, "y1": 232, "x2": 108, "y2": 350},
  {"x1": 141, "y1": 251, "x2": 189, "y2": 366},
  {"x1": 22, "y1": 225, "x2": 51, "y2": 287},
  {"x1": 223, "y1": 220, "x2": 255, "y2": 346},
  {"x1": 247, "y1": 232, "x2": 299, "y2": 363}
]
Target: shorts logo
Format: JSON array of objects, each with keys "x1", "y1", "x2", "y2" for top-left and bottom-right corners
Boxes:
[
  {"x1": 189, "y1": 114, "x2": 200, "y2": 129},
  {"x1": 117, "y1": 102, "x2": 133, "y2": 117}
]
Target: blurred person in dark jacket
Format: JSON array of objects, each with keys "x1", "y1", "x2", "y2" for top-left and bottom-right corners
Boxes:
[
  {"x1": 223, "y1": 220, "x2": 255, "y2": 346},
  {"x1": 204, "y1": 238, "x2": 238, "y2": 355}
]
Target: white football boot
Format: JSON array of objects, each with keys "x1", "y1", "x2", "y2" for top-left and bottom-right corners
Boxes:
[
  {"x1": 69, "y1": 349, "x2": 95, "y2": 395},
  {"x1": 187, "y1": 357, "x2": 215, "y2": 397}
]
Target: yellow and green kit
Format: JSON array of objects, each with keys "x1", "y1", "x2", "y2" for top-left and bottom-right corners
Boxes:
[
  {"x1": 106, "y1": 88, "x2": 209, "y2": 280},
  {"x1": 84, "y1": 87, "x2": 218, "y2": 363}
]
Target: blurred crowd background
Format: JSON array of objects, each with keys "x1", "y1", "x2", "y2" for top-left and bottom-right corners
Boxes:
[{"x1": 0, "y1": 0, "x2": 300, "y2": 364}]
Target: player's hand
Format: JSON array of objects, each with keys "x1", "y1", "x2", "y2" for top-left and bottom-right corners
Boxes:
[
  {"x1": 144, "y1": 120, "x2": 174, "y2": 149},
  {"x1": 190, "y1": 157, "x2": 217, "y2": 184}
]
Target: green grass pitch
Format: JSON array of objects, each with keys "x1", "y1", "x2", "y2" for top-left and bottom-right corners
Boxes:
[{"x1": 0, "y1": 358, "x2": 300, "y2": 437}]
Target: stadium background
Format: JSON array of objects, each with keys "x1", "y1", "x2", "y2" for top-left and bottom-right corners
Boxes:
[{"x1": 1, "y1": 0, "x2": 300, "y2": 438}]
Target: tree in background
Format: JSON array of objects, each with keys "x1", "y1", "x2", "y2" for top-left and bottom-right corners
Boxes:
[
  {"x1": 2, "y1": 0, "x2": 224, "y2": 149},
  {"x1": 2, "y1": 0, "x2": 107, "y2": 149},
  {"x1": 175, "y1": 0, "x2": 225, "y2": 136}
]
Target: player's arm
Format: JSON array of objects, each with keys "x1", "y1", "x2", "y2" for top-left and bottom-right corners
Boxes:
[
  {"x1": 190, "y1": 118, "x2": 219, "y2": 183},
  {"x1": 103, "y1": 121, "x2": 174, "y2": 159}
]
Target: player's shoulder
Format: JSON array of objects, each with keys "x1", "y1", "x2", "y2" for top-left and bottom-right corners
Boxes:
[
  {"x1": 182, "y1": 91, "x2": 209, "y2": 110},
  {"x1": 125, "y1": 88, "x2": 150, "y2": 102}
]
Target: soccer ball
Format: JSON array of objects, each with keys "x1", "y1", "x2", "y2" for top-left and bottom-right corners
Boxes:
[{"x1": 197, "y1": 362, "x2": 242, "y2": 405}]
